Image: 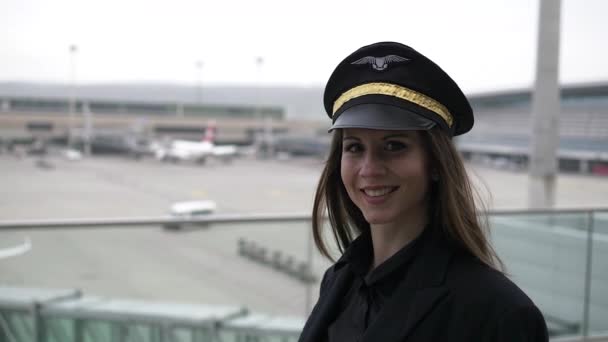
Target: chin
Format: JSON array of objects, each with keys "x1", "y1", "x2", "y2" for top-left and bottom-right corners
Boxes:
[{"x1": 362, "y1": 211, "x2": 398, "y2": 225}]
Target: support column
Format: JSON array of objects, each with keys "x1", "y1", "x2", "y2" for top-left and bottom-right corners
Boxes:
[
  {"x1": 177, "y1": 103, "x2": 184, "y2": 117},
  {"x1": 83, "y1": 102, "x2": 93, "y2": 156},
  {"x1": 529, "y1": 0, "x2": 562, "y2": 208},
  {"x1": 579, "y1": 159, "x2": 590, "y2": 174},
  {"x1": 1, "y1": 99, "x2": 9, "y2": 112}
]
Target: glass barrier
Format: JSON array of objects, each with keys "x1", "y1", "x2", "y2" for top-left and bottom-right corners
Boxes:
[
  {"x1": 489, "y1": 210, "x2": 608, "y2": 339},
  {"x1": 0, "y1": 221, "x2": 330, "y2": 342},
  {"x1": 0, "y1": 210, "x2": 606, "y2": 341},
  {"x1": 590, "y1": 212, "x2": 608, "y2": 337}
]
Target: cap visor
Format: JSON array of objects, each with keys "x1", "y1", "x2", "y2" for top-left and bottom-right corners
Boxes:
[{"x1": 329, "y1": 103, "x2": 436, "y2": 131}]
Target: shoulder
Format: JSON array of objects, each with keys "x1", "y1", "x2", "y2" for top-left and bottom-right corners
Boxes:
[
  {"x1": 445, "y1": 254, "x2": 548, "y2": 340},
  {"x1": 447, "y1": 253, "x2": 546, "y2": 316},
  {"x1": 447, "y1": 253, "x2": 533, "y2": 307},
  {"x1": 318, "y1": 261, "x2": 348, "y2": 295},
  {"x1": 319, "y1": 265, "x2": 336, "y2": 295}
]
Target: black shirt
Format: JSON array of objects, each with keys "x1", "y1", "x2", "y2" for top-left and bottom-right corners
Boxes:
[{"x1": 327, "y1": 229, "x2": 426, "y2": 342}]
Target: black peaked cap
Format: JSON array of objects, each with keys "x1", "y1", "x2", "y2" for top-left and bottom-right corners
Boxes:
[{"x1": 323, "y1": 42, "x2": 473, "y2": 136}]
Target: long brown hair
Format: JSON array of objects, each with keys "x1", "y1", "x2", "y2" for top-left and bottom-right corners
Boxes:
[{"x1": 312, "y1": 127, "x2": 503, "y2": 271}]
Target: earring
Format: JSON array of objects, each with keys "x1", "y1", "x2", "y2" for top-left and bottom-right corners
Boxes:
[{"x1": 431, "y1": 171, "x2": 439, "y2": 181}]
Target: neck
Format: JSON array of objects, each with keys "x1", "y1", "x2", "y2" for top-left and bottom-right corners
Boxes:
[{"x1": 369, "y1": 211, "x2": 428, "y2": 270}]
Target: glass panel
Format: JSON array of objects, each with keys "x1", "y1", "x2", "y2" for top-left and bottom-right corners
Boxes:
[
  {"x1": 590, "y1": 211, "x2": 608, "y2": 334},
  {"x1": 0, "y1": 220, "x2": 317, "y2": 340},
  {"x1": 83, "y1": 320, "x2": 112, "y2": 342},
  {"x1": 171, "y1": 326, "x2": 194, "y2": 342},
  {"x1": 10, "y1": 311, "x2": 35, "y2": 342},
  {"x1": 218, "y1": 329, "x2": 299, "y2": 342},
  {"x1": 46, "y1": 317, "x2": 74, "y2": 342},
  {"x1": 489, "y1": 212, "x2": 590, "y2": 338},
  {"x1": 0, "y1": 310, "x2": 34, "y2": 342},
  {"x1": 0, "y1": 222, "x2": 311, "y2": 316}
]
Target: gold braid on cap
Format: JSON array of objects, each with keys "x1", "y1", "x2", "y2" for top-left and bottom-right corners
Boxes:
[{"x1": 332, "y1": 82, "x2": 453, "y2": 127}]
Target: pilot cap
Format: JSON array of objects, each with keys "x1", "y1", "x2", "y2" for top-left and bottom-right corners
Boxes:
[{"x1": 324, "y1": 42, "x2": 473, "y2": 136}]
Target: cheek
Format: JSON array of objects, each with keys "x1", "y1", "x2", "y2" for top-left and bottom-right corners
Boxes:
[
  {"x1": 398, "y1": 158, "x2": 430, "y2": 185},
  {"x1": 340, "y1": 158, "x2": 357, "y2": 194},
  {"x1": 340, "y1": 159, "x2": 349, "y2": 184},
  {"x1": 413, "y1": 165, "x2": 431, "y2": 195}
]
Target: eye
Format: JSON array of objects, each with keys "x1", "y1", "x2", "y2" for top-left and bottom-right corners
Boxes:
[
  {"x1": 343, "y1": 142, "x2": 363, "y2": 153},
  {"x1": 385, "y1": 140, "x2": 407, "y2": 152}
]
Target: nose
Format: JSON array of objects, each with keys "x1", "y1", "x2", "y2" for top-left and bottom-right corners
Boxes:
[{"x1": 359, "y1": 150, "x2": 387, "y2": 178}]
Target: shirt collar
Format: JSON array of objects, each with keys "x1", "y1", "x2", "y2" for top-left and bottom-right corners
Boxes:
[{"x1": 335, "y1": 226, "x2": 430, "y2": 282}]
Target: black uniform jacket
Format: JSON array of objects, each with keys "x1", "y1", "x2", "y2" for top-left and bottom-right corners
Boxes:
[{"x1": 299, "y1": 228, "x2": 548, "y2": 342}]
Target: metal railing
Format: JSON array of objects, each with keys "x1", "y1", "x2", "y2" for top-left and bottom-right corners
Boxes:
[
  {"x1": 1, "y1": 208, "x2": 606, "y2": 230},
  {"x1": 0, "y1": 213, "x2": 312, "y2": 230}
]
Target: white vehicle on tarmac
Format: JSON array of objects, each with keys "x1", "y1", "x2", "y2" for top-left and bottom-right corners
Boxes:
[{"x1": 163, "y1": 200, "x2": 217, "y2": 230}]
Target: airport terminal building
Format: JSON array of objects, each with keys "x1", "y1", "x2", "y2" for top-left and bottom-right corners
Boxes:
[{"x1": 0, "y1": 82, "x2": 607, "y2": 173}]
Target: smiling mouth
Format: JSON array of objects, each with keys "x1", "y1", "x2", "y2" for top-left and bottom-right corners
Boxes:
[{"x1": 361, "y1": 186, "x2": 399, "y2": 197}]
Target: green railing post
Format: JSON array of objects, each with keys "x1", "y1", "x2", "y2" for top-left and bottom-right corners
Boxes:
[
  {"x1": 74, "y1": 320, "x2": 85, "y2": 342},
  {"x1": 150, "y1": 324, "x2": 162, "y2": 342},
  {"x1": 32, "y1": 303, "x2": 46, "y2": 342},
  {"x1": 305, "y1": 226, "x2": 313, "y2": 316},
  {"x1": 160, "y1": 323, "x2": 172, "y2": 342},
  {"x1": 582, "y1": 210, "x2": 595, "y2": 340},
  {"x1": 111, "y1": 323, "x2": 127, "y2": 342}
]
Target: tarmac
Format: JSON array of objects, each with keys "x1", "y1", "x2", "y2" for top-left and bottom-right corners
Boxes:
[{"x1": 1, "y1": 153, "x2": 607, "y2": 318}]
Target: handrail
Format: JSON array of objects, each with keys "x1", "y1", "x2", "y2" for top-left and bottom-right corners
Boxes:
[
  {"x1": 0, "y1": 212, "x2": 311, "y2": 230},
  {"x1": 486, "y1": 208, "x2": 608, "y2": 215},
  {"x1": 553, "y1": 335, "x2": 608, "y2": 342},
  {"x1": 0, "y1": 208, "x2": 607, "y2": 230}
]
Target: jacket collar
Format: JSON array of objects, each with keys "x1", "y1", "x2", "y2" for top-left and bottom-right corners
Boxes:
[
  {"x1": 298, "y1": 261, "x2": 354, "y2": 342},
  {"x1": 298, "y1": 226, "x2": 457, "y2": 342},
  {"x1": 361, "y1": 226, "x2": 455, "y2": 341}
]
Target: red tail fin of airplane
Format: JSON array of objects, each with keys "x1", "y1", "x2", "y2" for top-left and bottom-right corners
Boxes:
[{"x1": 203, "y1": 120, "x2": 217, "y2": 143}]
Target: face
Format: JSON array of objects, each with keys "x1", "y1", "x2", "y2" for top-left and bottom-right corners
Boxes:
[{"x1": 340, "y1": 128, "x2": 431, "y2": 227}]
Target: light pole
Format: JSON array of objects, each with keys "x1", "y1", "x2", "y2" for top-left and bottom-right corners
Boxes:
[
  {"x1": 195, "y1": 60, "x2": 203, "y2": 105},
  {"x1": 255, "y1": 56, "x2": 264, "y2": 122},
  {"x1": 68, "y1": 44, "x2": 78, "y2": 149},
  {"x1": 255, "y1": 57, "x2": 274, "y2": 158}
]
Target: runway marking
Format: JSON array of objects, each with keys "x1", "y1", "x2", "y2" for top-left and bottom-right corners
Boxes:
[{"x1": 0, "y1": 237, "x2": 32, "y2": 259}]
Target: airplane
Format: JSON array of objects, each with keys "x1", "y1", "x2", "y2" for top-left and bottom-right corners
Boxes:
[{"x1": 154, "y1": 121, "x2": 238, "y2": 164}]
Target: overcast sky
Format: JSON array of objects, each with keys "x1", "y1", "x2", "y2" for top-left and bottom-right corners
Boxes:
[{"x1": 1, "y1": 0, "x2": 607, "y2": 93}]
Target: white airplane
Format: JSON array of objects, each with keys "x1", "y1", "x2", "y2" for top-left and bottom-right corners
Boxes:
[{"x1": 154, "y1": 122, "x2": 238, "y2": 164}]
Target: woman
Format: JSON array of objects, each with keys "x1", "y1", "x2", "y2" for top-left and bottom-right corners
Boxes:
[{"x1": 299, "y1": 42, "x2": 548, "y2": 342}]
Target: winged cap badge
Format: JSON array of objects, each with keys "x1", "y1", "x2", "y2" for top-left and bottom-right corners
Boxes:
[{"x1": 351, "y1": 55, "x2": 410, "y2": 71}]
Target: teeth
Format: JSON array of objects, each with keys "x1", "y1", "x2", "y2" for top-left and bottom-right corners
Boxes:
[{"x1": 363, "y1": 187, "x2": 394, "y2": 197}]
